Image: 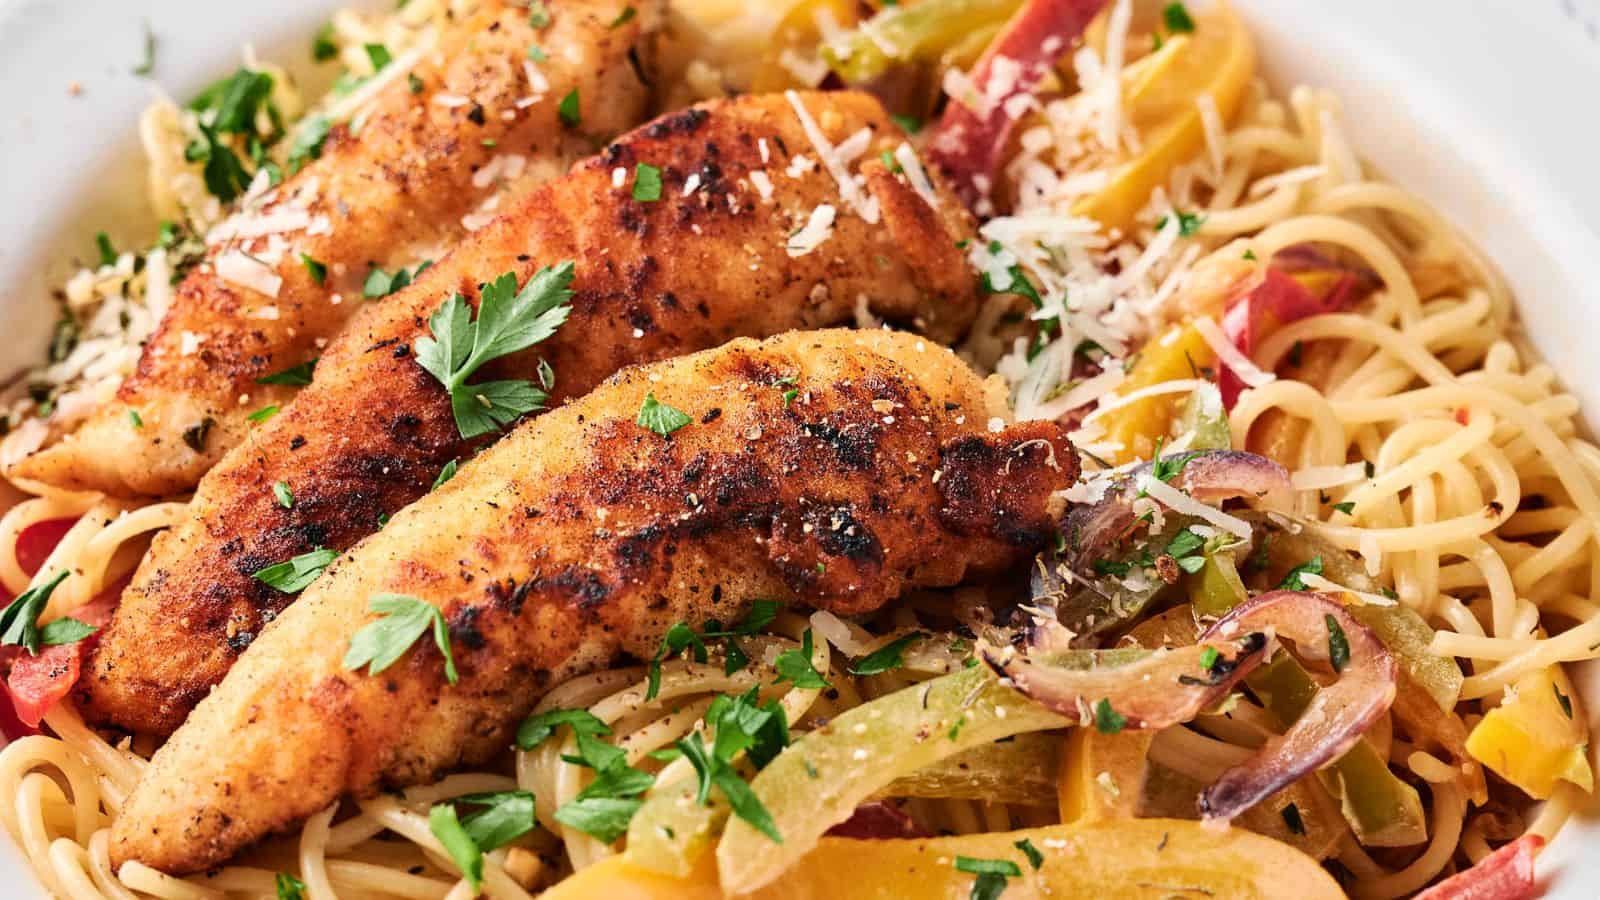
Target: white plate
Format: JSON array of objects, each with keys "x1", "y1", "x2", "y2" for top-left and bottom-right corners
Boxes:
[{"x1": 1, "y1": 0, "x2": 1598, "y2": 896}]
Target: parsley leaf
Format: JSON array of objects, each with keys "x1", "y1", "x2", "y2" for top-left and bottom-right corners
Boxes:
[
  {"x1": 675, "y1": 694, "x2": 785, "y2": 842},
  {"x1": 414, "y1": 264, "x2": 574, "y2": 439},
  {"x1": 610, "y1": 6, "x2": 637, "y2": 28},
  {"x1": 527, "y1": 0, "x2": 552, "y2": 28},
  {"x1": 364, "y1": 43, "x2": 393, "y2": 72},
  {"x1": 1093, "y1": 698, "x2": 1127, "y2": 734},
  {"x1": 128, "y1": 409, "x2": 144, "y2": 428},
  {"x1": 299, "y1": 253, "x2": 326, "y2": 285},
  {"x1": 1014, "y1": 838, "x2": 1044, "y2": 869},
  {"x1": 256, "y1": 359, "x2": 317, "y2": 386},
  {"x1": 1163, "y1": 2, "x2": 1196, "y2": 33},
  {"x1": 0, "y1": 571, "x2": 77, "y2": 655},
  {"x1": 849, "y1": 632, "x2": 924, "y2": 676},
  {"x1": 275, "y1": 872, "x2": 307, "y2": 900},
  {"x1": 557, "y1": 88, "x2": 580, "y2": 127},
  {"x1": 1325, "y1": 614, "x2": 1350, "y2": 673},
  {"x1": 1278, "y1": 556, "x2": 1324, "y2": 590},
  {"x1": 431, "y1": 459, "x2": 458, "y2": 491},
  {"x1": 890, "y1": 113, "x2": 922, "y2": 134},
  {"x1": 248, "y1": 404, "x2": 280, "y2": 423},
  {"x1": 451, "y1": 790, "x2": 537, "y2": 851},
  {"x1": 1331, "y1": 501, "x2": 1355, "y2": 515},
  {"x1": 95, "y1": 232, "x2": 117, "y2": 267},
  {"x1": 133, "y1": 20, "x2": 157, "y2": 76},
  {"x1": 38, "y1": 617, "x2": 97, "y2": 647},
  {"x1": 343, "y1": 593, "x2": 458, "y2": 684},
  {"x1": 362, "y1": 260, "x2": 431, "y2": 298},
  {"x1": 645, "y1": 621, "x2": 708, "y2": 700},
  {"x1": 553, "y1": 796, "x2": 640, "y2": 844},
  {"x1": 632, "y1": 162, "x2": 662, "y2": 202},
  {"x1": 516, "y1": 707, "x2": 612, "y2": 750},
  {"x1": 312, "y1": 23, "x2": 338, "y2": 62},
  {"x1": 252, "y1": 547, "x2": 337, "y2": 593},
  {"x1": 773, "y1": 629, "x2": 830, "y2": 689},
  {"x1": 273, "y1": 480, "x2": 293, "y2": 508},
  {"x1": 636, "y1": 393, "x2": 691, "y2": 435},
  {"x1": 427, "y1": 803, "x2": 483, "y2": 892},
  {"x1": 287, "y1": 115, "x2": 332, "y2": 175},
  {"x1": 955, "y1": 856, "x2": 1021, "y2": 900}
]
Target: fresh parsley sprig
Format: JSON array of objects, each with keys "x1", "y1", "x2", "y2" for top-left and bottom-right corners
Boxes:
[
  {"x1": 0, "y1": 571, "x2": 96, "y2": 655},
  {"x1": 414, "y1": 264, "x2": 575, "y2": 439},
  {"x1": 848, "y1": 632, "x2": 925, "y2": 676},
  {"x1": 252, "y1": 547, "x2": 337, "y2": 593},
  {"x1": 773, "y1": 629, "x2": 830, "y2": 689},
  {"x1": 669, "y1": 687, "x2": 787, "y2": 842},
  {"x1": 343, "y1": 593, "x2": 458, "y2": 684},
  {"x1": 426, "y1": 789, "x2": 537, "y2": 891}
]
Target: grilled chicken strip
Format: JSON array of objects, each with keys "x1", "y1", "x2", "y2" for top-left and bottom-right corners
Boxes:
[
  {"x1": 111, "y1": 328, "x2": 1076, "y2": 874},
  {"x1": 5, "y1": 0, "x2": 656, "y2": 498},
  {"x1": 78, "y1": 90, "x2": 980, "y2": 735}
]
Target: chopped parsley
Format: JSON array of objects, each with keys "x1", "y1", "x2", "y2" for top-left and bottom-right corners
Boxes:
[
  {"x1": 256, "y1": 358, "x2": 316, "y2": 386},
  {"x1": 252, "y1": 547, "x2": 337, "y2": 593},
  {"x1": 636, "y1": 393, "x2": 691, "y2": 435},
  {"x1": 248, "y1": 404, "x2": 280, "y2": 423},
  {"x1": 1325, "y1": 614, "x2": 1350, "y2": 673},
  {"x1": 312, "y1": 23, "x2": 338, "y2": 62},
  {"x1": 95, "y1": 231, "x2": 117, "y2": 267},
  {"x1": 343, "y1": 593, "x2": 458, "y2": 684},
  {"x1": 645, "y1": 603, "x2": 782, "y2": 698},
  {"x1": 1330, "y1": 501, "x2": 1355, "y2": 515},
  {"x1": 890, "y1": 113, "x2": 922, "y2": 134},
  {"x1": 552, "y1": 796, "x2": 641, "y2": 844},
  {"x1": 848, "y1": 632, "x2": 924, "y2": 676},
  {"x1": 273, "y1": 480, "x2": 294, "y2": 508},
  {"x1": 127, "y1": 409, "x2": 143, "y2": 429},
  {"x1": 1277, "y1": 556, "x2": 1324, "y2": 590},
  {"x1": 1556, "y1": 682, "x2": 1574, "y2": 719},
  {"x1": 299, "y1": 253, "x2": 327, "y2": 286},
  {"x1": 1156, "y1": 209, "x2": 1206, "y2": 237},
  {"x1": 362, "y1": 260, "x2": 431, "y2": 298},
  {"x1": 1013, "y1": 838, "x2": 1044, "y2": 870},
  {"x1": 1093, "y1": 698, "x2": 1127, "y2": 734},
  {"x1": 955, "y1": 856, "x2": 1021, "y2": 900},
  {"x1": 408, "y1": 72, "x2": 424, "y2": 94},
  {"x1": 528, "y1": 0, "x2": 552, "y2": 28},
  {"x1": 1281, "y1": 802, "x2": 1307, "y2": 835},
  {"x1": 517, "y1": 707, "x2": 612, "y2": 750},
  {"x1": 632, "y1": 162, "x2": 662, "y2": 202},
  {"x1": 0, "y1": 571, "x2": 96, "y2": 655},
  {"x1": 133, "y1": 20, "x2": 157, "y2": 76},
  {"x1": 672, "y1": 688, "x2": 786, "y2": 841},
  {"x1": 609, "y1": 5, "x2": 637, "y2": 28},
  {"x1": 287, "y1": 115, "x2": 332, "y2": 175},
  {"x1": 431, "y1": 459, "x2": 459, "y2": 491},
  {"x1": 275, "y1": 872, "x2": 307, "y2": 900},
  {"x1": 1163, "y1": 2, "x2": 1196, "y2": 33},
  {"x1": 557, "y1": 88, "x2": 581, "y2": 128},
  {"x1": 1198, "y1": 645, "x2": 1220, "y2": 671},
  {"x1": 526, "y1": 44, "x2": 548, "y2": 62},
  {"x1": 773, "y1": 629, "x2": 831, "y2": 689},
  {"x1": 427, "y1": 803, "x2": 483, "y2": 891},
  {"x1": 364, "y1": 43, "x2": 393, "y2": 71},
  {"x1": 414, "y1": 264, "x2": 574, "y2": 439},
  {"x1": 1163, "y1": 527, "x2": 1207, "y2": 574}
]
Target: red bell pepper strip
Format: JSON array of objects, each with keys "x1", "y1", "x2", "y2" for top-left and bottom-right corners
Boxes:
[
  {"x1": 1414, "y1": 834, "x2": 1543, "y2": 900},
  {"x1": 927, "y1": 0, "x2": 1108, "y2": 209}
]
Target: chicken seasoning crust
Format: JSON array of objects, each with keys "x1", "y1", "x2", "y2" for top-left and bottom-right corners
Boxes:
[
  {"x1": 0, "y1": 0, "x2": 1595, "y2": 898},
  {"x1": 111, "y1": 330, "x2": 1074, "y2": 874},
  {"x1": 79, "y1": 89, "x2": 979, "y2": 736}
]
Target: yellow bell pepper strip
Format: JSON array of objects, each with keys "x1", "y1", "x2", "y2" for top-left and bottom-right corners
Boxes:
[
  {"x1": 1466, "y1": 662, "x2": 1594, "y2": 799},
  {"x1": 1068, "y1": 1, "x2": 1256, "y2": 231},
  {"x1": 1056, "y1": 726, "x2": 1150, "y2": 821},
  {"x1": 751, "y1": 0, "x2": 862, "y2": 92},
  {"x1": 546, "y1": 818, "x2": 1346, "y2": 900},
  {"x1": 1096, "y1": 322, "x2": 1215, "y2": 465},
  {"x1": 927, "y1": 0, "x2": 1108, "y2": 208},
  {"x1": 715, "y1": 663, "x2": 1067, "y2": 894},
  {"x1": 821, "y1": 0, "x2": 1026, "y2": 84}
]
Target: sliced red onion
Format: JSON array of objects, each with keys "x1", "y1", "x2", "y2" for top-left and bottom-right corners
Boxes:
[
  {"x1": 1198, "y1": 591, "x2": 1398, "y2": 823},
  {"x1": 926, "y1": 0, "x2": 1108, "y2": 209},
  {"x1": 823, "y1": 801, "x2": 932, "y2": 840},
  {"x1": 1413, "y1": 833, "x2": 1542, "y2": 900},
  {"x1": 982, "y1": 630, "x2": 1270, "y2": 729},
  {"x1": 1033, "y1": 451, "x2": 1290, "y2": 645}
]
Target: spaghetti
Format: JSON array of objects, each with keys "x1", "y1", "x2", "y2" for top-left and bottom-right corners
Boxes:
[{"x1": 2, "y1": 0, "x2": 1597, "y2": 897}]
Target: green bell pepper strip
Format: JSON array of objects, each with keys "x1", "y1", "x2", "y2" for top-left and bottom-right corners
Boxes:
[{"x1": 715, "y1": 664, "x2": 1067, "y2": 894}]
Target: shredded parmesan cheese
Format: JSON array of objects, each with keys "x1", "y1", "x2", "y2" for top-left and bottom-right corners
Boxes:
[{"x1": 1194, "y1": 316, "x2": 1274, "y2": 388}]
